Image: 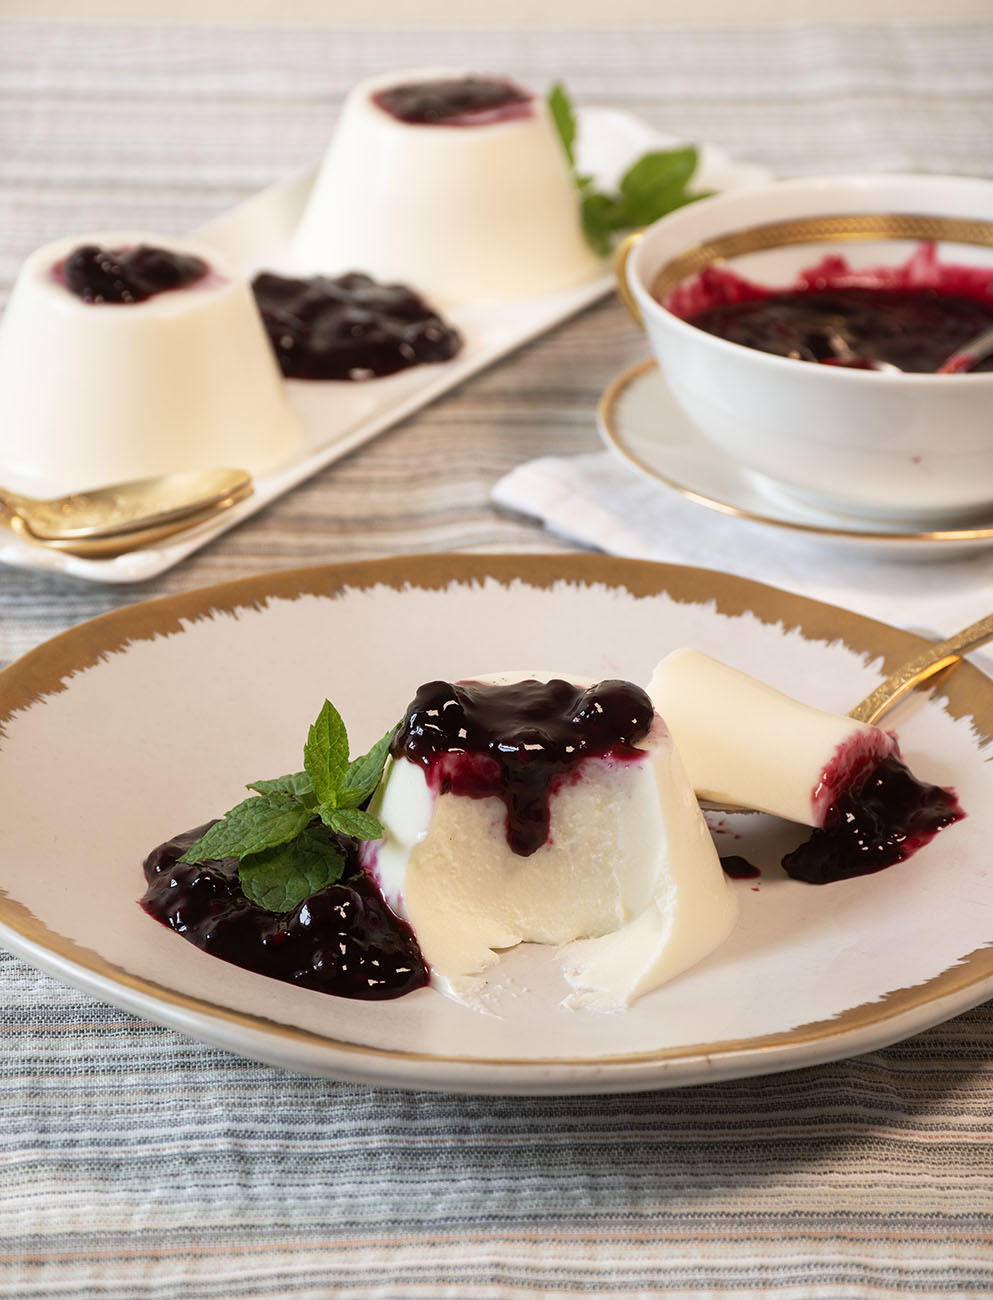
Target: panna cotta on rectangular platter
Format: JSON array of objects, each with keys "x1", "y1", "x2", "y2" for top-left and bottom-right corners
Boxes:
[
  {"x1": 360, "y1": 671, "x2": 738, "y2": 1011},
  {"x1": 0, "y1": 233, "x2": 301, "y2": 495},
  {"x1": 291, "y1": 69, "x2": 604, "y2": 303}
]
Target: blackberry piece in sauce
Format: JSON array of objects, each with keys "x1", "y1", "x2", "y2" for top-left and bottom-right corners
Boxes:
[
  {"x1": 60, "y1": 243, "x2": 209, "y2": 304},
  {"x1": 251, "y1": 271, "x2": 462, "y2": 380},
  {"x1": 141, "y1": 823, "x2": 428, "y2": 1000},
  {"x1": 372, "y1": 75, "x2": 533, "y2": 127},
  {"x1": 782, "y1": 752, "x2": 964, "y2": 884},
  {"x1": 391, "y1": 677, "x2": 656, "y2": 857}
]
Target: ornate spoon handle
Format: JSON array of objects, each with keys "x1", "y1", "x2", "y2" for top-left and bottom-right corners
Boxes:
[{"x1": 849, "y1": 611, "x2": 993, "y2": 725}]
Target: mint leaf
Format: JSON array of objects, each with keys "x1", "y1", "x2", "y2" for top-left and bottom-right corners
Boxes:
[
  {"x1": 185, "y1": 699, "x2": 395, "y2": 914},
  {"x1": 304, "y1": 700, "x2": 349, "y2": 804},
  {"x1": 179, "y1": 794, "x2": 312, "y2": 864},
  {"x1": 339, "y1": 726, "x2": 395, "y2": 807},
  {"x1": 581, "y1": 191, "x2": 624, "y2": 256},
  {"x1": 547, "y1": 81, "x2": 705, "y2": 254},
  {"x1": 319, "y1": 805, "x2": 384, "y2": 841},
  {"x1": 547, "y1": 81, "x2": 577, "y2": 169},
  {"x1": 247, "y1": 771, "x2": 315, "y2": 805},
  {"x1": 238, "y1": 824, "x2": 345, "y2": 912},
  {"x1": 617, "y1": 147, "x2": 700, "y2": 226}
]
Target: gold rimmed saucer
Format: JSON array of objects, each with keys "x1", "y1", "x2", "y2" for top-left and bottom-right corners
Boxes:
[{"x1": 597, "y1": 358, "x2": 993, "y2": 549}]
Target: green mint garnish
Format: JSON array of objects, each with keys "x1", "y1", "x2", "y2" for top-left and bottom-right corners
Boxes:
[
  {"x1": 547, "y1": 82, "x2": 711, "y2": 256},
  {"x1": 238, "y1": 824, "x2": 346, "y2": 912},
  {"x1": 179, "y1": 700, "x2": 395, "y2": 914}
]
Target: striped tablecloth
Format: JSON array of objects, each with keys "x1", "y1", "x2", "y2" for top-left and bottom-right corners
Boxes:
[{"x1": 2, "y1": 20, "x2": 993, "y2": 1298}]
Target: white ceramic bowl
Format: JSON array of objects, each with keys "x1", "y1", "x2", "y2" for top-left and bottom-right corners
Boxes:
[
  {"x1": 620, "y1": 174, "x2": 993, "y2": 522},
  {"x1": 0, "y1": 232, "x2": 301, "y2": 495},
  {"x1": 292, "y1": 67, "x2": 602, "y2": 304}
]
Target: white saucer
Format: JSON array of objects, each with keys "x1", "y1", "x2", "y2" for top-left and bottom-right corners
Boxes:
[{"x1": 598, "y1": 359, "x2": 993, "y2": 548}]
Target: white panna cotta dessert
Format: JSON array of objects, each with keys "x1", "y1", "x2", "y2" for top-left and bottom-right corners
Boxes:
[
  {"x1": 360, "y1": 672, "x2": 738, "y2": 1011},
  {"x1": 0, "y1": 233, "x2": 301, "y2": 495},
  {"x1": 291, "y1": 69, "x2": 604, "y2": 303}
]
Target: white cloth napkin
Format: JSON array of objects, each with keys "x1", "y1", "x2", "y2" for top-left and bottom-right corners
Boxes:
[{"x1": 492, "y1": 450, "x2": 993, "y2": 655}]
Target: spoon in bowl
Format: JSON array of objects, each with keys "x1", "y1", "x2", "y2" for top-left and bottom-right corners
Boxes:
[
  {"x1": 822, "y1": 323, "x2": 993, "y2": 375},
  {"x1": 0, "y1": 467, "x2": 253, "y2": 553}
]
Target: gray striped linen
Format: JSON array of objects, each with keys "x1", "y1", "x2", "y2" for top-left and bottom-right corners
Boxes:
[{"x1": 2, "y1": 19, "x2": 993, "y2": 1299}]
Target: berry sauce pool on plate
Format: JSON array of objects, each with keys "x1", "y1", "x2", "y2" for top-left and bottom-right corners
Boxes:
[{"x1": 141, "y1": 823, "x2": 428, "y2": 1000}]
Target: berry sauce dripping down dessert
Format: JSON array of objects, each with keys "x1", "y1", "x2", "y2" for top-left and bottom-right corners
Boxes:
[
  {"x1": 58, "y1": 243, "x2": 210, "y2": 304},
  {"x1": 251, "y1": 271, "x2": 462, "y2": 380},
  {"x1": 372, "y1": 75, "x2": 533, "y2": 126},
  {"x1": 141, "y1": 824, "x2": 428, "y2": 1000},
  {"x1": 391, "y1": 677, "x2": 656, "y2": 856}
]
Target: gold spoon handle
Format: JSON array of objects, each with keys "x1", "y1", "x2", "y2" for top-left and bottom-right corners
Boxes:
[{"x1": 849, "y1": 610, "x2": 993, "y2": 725}]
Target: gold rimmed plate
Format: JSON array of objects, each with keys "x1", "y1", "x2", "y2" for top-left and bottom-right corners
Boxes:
[
  {"x1": 1, "y1": 555, "x2": 993, "y2": 1094},
  {"x1": 599, "y1": 359, "x2": 993, "y2": 550}
]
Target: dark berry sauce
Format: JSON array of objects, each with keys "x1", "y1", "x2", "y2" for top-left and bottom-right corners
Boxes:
[
  {"x1": 391, "y1": 678, "x2": 655, "y2": 857},
  {"x1": 660, "y1": 245, "x2": 993, "y2": 373},
  {"x1": 251, "y1": 271, "x2": 462, "y2": 380},
  {"x1": 58, "y1": 243, "x2": 210, "y2": 304},
  {"x1": 721, "y1": 855, "x2": 760, "y2": 880},
  {"x1": 782, "y1": 752, "x2": 964, "y2": 884},
  {"x1": 372, "y1": 76, "x2": 532, "y2": 127},
  {"x1": 141, "y1": 823, "x2": 427, "y2": 1000}
]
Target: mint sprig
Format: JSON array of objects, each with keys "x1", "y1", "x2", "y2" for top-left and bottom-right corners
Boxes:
[
  {"x1": 179, "y1": 701, "x2": 395, "y2": 914},
  {"x1": 548, "y1": 82, "x2": 710, "y2": 257}
]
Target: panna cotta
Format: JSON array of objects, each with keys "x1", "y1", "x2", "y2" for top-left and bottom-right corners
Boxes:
[
  {"x1": 360, "y1": 672, "x2": 737, "y2": 1010},
  {"x1": 0, "y1": 233, "x2": 301, "y2": 495},
  {"x1": 648, "y1": 650, "x2": 964, "y2": 883},
  {"x1": 291, "y1": 69, "x2": 603, "y2": 303}
]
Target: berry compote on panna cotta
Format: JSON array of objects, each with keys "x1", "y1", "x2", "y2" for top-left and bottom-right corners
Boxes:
[
  {"x1": 648, "y1": 650, "x2": 965, "y2": 883},
  {"x1": 251, "y1": 270, "x2": 462, "y2": 380},
  {"x1": 372, "y1": 75, "x2": 533, "y2": 126},
  {"x1": 58, "y1": 242, "x2": 210, "y2": 304},
  {"x1": 291, "y1": 68, "x2": 602, "y2": 301},
  {"x1": 361, "y1": 672, "x2": 737, "y2": 1010}
]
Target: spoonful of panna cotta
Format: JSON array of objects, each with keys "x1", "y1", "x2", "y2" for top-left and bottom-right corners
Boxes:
[{"x1": 646, "y1": 616, "x2": 993, "y2": 883}]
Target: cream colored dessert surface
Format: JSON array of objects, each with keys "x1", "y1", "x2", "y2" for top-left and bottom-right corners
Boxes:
[
  {"x1": 648, "y1": 649, "x2": 897, "y2": 826},
  {"x1": 291, "y1": 68, "x2": 604, "y2": 303},
  {"x1": 0, "y1": 232, "x2": 301, "y2": 495},
  {"x1": 364, "y1": 670, "x2": 737, "y2": 1011}
]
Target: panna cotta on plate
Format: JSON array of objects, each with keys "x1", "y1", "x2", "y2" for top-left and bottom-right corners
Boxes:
[
  {"x1": 291, "y1": 69, "x2": 604, "y2": 303},
  {"x1": 360, "y1": 671, "x2": 738, "y2": 1010},
  {"x1": 0, "y1": 233, "x2": 302, "y2": 495}
]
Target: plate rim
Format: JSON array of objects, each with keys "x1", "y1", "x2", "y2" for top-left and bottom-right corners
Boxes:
[{"x1": 2, "y1": 552, "x2": 992, "y2": 1093}]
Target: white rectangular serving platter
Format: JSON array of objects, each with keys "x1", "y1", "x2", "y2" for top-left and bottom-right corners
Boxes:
[{"x1": 0, "y1": 110, "x2": 768, "y2": 584}]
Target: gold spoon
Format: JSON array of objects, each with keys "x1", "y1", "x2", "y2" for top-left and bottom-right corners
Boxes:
[
  {"x1": 0, "y1": 467, "x2": 252, "y2": 548},
  {"x1": 849, "y1": 609, "x2": 993, "y2": 724}
]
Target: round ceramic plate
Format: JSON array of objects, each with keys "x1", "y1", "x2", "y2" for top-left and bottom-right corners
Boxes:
[
  {"x1": 599, "y1": 360, "x2": 993, "y2": 549},
  {"x1": 1, "y1": 554, "x2": 992, "y2": 1095}
]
